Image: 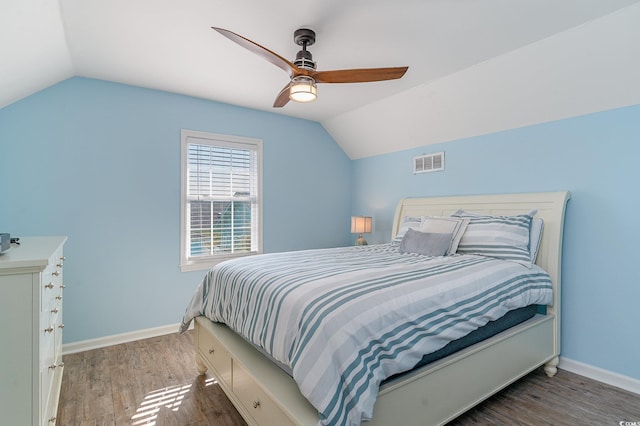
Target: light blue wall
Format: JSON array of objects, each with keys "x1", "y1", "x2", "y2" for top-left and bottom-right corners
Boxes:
[
  {"x1": 1, "y1": 76, "x2": 638, "y2": 383},
  {"x1": 352, "y1": 104, "x2": 640, "y2": 380},
  {"x1": 0, "y1": 77, "x2": 352, "y2": 343}
]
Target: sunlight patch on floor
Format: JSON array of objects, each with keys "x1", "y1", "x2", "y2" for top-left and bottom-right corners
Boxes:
[
  {"x1": 130, "y1": 377, "x2": 219, "y2": 425},
  {"x1": 131, "y1": 383, "x2": 192, "y2": 425}
]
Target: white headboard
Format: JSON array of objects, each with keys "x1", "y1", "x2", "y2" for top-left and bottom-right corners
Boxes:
[{"x1": 392, "y1": 191, "x2": 571, "y2": 349}]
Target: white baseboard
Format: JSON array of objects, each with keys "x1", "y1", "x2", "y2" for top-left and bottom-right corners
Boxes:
[
  {"x1": 62, "y1": 322, "x2": 192, "y2": 355},
  {"x1": 560, "y1": 357, "x2": 640, "y2": 395}
]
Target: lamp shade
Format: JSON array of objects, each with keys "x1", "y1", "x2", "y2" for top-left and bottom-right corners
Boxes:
[
  {"x1": 289, "y1": 76, "x2": 317, "y2": 103},
  {"x1": 351, "y1": 216, "x2": 372, "y2": 234}
]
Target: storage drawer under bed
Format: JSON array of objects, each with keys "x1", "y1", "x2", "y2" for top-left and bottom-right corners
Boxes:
[
  {"x1": 196, "y1": 323, "x2": 232, "y2": 388},
  {"x1": 233, "y1": 361, "x2": 296, "y2": 426}
]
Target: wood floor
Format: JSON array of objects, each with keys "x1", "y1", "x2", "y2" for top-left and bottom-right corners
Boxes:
[{"x1": 57, "y1": 331, "x2": 640, "y2": 426}]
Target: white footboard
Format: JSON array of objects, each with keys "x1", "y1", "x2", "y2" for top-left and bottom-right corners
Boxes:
[{"x1": 371, "y1": 314, "x2": 556, "y2": 425}]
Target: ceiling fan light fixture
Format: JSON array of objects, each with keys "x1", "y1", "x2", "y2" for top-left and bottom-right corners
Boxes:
[{"x1": 289, "y1": 76, "x2": 317, "y2": 103}]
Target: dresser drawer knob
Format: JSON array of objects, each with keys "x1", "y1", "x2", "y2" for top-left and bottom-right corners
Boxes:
[
  {"x1": 45, "y1": 283, "x2": 54, "y2": 290},
  {"x1": 56, "y1": 263, "x2": 63, "y2": 268},
  {"x1": 60, "y1": 256, "x2": 66, "y2": 261},
  {"x1": 44, "y1": 327, "x2": 54, "y2": 333},
  {"x1": 55, "y1": 296, "x2": 62, "y2": 301},
  {"x1": 49, "y1": 364, "x2": 57, "y2": 370},
  {"x1": 48, "y1": 416, "x2": 56, "y2": 423},
  {"x1": 253, "y1": 400, "x2": 260, "y2": 409},
  {"x1": 208, "y1": 348, "x2": 215, "y2": 355},
  {"x1": 52, "y1": 271, "x2": 60, "y2": 276},
  {"x1": 58, "y1": 324, "x2": 65, "y2": 329},
  {"x1": 60, "y1": 284, "x2": 66, "y2": 289},
  {"x1": 51, "y1": 308, "x2": 59, "y2": 314}
]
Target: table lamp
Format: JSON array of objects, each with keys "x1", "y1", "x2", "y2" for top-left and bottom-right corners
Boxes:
[{"x1": 351, "y1": 216, "x2": 372, "y2": 246}]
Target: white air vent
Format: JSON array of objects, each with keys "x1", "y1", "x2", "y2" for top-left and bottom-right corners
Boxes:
[{"x1": 413, "y1": 152, "x2": 444, "y2": 174}]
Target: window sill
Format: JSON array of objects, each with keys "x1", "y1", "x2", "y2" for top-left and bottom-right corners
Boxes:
[{"x1": 180, "y1": 252, "x2": 260, "y2": 273}]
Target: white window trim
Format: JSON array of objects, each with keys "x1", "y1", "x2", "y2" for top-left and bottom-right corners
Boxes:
[{"x1": 180, "y1": 129, "x2": 263, "y2": 272}]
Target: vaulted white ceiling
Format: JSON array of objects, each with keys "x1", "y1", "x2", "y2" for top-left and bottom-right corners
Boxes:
[{"x1": 2, "y1": 0, "x2": 640, "y2": 158}]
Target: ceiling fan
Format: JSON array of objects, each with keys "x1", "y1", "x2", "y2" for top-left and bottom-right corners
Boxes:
[{"x1": 212, "y1": 27, "x2": 409, "y2": 108}]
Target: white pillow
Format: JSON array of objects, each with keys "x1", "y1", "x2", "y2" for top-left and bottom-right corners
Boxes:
[
  {"x1": 529, "y1": 217, "x2": 544, "y2": 264},
  {"x1": 420, "y1": 216, "x2": 470, "y2": 255}
]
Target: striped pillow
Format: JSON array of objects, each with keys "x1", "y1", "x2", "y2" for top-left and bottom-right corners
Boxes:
[
  {"x1": 393, "y1": 216, "x2": 422, "y2": 242},
  {"x1": 452, "y1": 210, "x2": 535, "y2": 267}
]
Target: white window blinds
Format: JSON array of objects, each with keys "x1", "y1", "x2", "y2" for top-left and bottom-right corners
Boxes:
[{"x1": 181, "y1": 130, "x2": 262, "y2": 270}]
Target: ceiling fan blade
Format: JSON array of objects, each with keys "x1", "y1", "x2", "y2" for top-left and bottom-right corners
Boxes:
[
  {"x1": 212, "y1": 27, "x2": 298, "y2": 75},
  {"x1": 273, "y1": 83, "x2": 291, "y2": 108},
  {"x1": 311, "y1": 66, "x2": 408, "y2": 84}
]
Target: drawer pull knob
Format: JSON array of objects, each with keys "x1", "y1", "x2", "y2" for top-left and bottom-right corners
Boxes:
[
  {"x1": 253, "y1": 400, "x2": 260, "y2": 409},
  {"x1": 60, "y1": 256, "x2": 66, "y2": 261},
  {"x1": 59, "y1": 362, "x2": 65, "y2": 367},
  {"x1": 49, "y1": 416, "x2": 56, "y2": 423},
  {"x1": 49, "y1": 364, "x2": 57, "y2": 370},
  {"x1": 44, "y1": 327, "x2": 54, "y2": 333},
  {"x1": 45, "y1": 283, "x2": 54, "y2": 289},
  {"x1": 56, "y1": 263, "x2": 63, "y2": 268},
  {"x1": 52, "y1": 271, "x2": 60, "y2": 276},
  {"x1": 60, "y1": 284, "x2": 66, "y2": 289},
  {"x1": 59, "y1": 324, "x2": 65, "y2": 329},
  {"x1": 56, "y1": 296, "x2": 62, "y2": 301},
  {"x1": 51, "y1": 308, "x2": 59, "y2": 314},
  {"x1": 208, "y1": 348, "x2": 215, "y2": 355}
]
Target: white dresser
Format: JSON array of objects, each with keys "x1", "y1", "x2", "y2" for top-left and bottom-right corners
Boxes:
[{"x1": 0, "y1": 236, "x2": 67, "y2": 426}]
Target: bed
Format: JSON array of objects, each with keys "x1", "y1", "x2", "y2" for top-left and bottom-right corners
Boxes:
[{"x1": 181, "y1": 191, "x2": 570, "y2": 426}]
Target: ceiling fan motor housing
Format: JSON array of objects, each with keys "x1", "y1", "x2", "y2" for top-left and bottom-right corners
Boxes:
[
  {"x1": 294, "y1": 50, "x2": 316, "y2": 70},
  {"x1": 293, "y1": 28, "x2": 316, "y2": 70}
]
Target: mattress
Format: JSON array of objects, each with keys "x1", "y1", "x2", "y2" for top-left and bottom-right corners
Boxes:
[{"x1": 383, "y1": 304, "x2": 538, "y2": 383}]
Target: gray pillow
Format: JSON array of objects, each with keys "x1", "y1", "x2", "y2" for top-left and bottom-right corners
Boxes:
[{"x1": 399, "y1": 229, "x2": 454, "y2": 256}]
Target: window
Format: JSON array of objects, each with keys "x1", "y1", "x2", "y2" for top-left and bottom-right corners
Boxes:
[{"x1": 180, "y1": 130, "x2": 262, "y2": 271}]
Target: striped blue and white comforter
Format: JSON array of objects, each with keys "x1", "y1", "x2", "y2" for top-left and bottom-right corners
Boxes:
[{"x1": 180, "y1": 243, "x2": 552, "y2": 426}]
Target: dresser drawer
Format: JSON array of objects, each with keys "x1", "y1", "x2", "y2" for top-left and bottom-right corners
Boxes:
[
  {"x1": 41, "y1": 358, "x2": 63, "y2": 426},
  {"x1": 41, "y1": 315, "x2": 63, "y2": 362},
  {"x1": 41, "y1": 264, "x2": 63, "y2": 314},
  {"x1": 197, "y1": 325, "x2": 232, "y2": 387},
  {"x1": 233, "y1": 362, "x2": 296, "y2": 426},
  {"x1": 40, "y1": 321, "x2": 56, "y2": 363}
]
